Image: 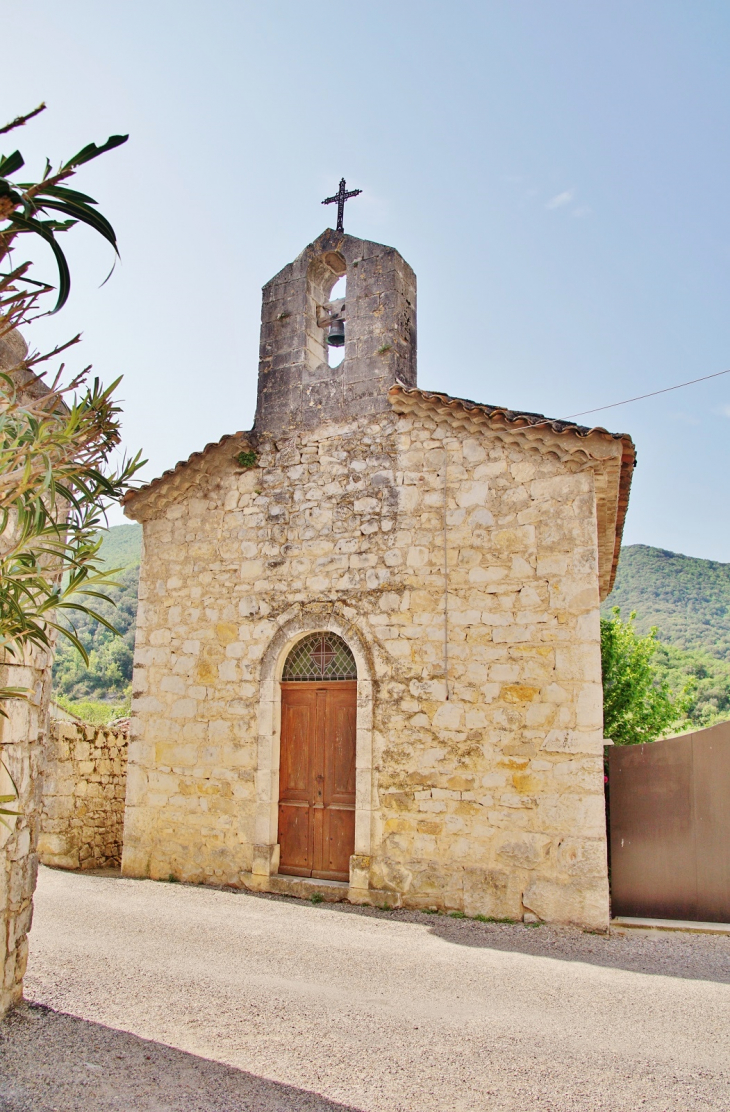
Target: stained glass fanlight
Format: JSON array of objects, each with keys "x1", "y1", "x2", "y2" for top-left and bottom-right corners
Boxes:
[{"x1": 282, "y1": 633, "x2": 357, "y2": 682}]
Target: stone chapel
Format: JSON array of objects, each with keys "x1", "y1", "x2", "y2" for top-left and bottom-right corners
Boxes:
[{"x1": 121, "y1": 228, "x2": 635, "y2": 930}]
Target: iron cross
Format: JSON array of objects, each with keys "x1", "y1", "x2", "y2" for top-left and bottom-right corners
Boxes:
[{"x1": 322, "y1": 178, "x2": 362, "y2": 233}]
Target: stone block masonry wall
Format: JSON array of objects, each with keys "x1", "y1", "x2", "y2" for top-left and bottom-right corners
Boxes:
[
  {"x1": 123, "y1": 397, "x2": 625, "y2": 930},
  {"x1": 0, "y1": 654, "x2": 52, "y2": 1016},
  {"x1": 255, "y1": 229, "x2": 417, "y2": 434},
  {"x1": 39, "y1": 722, "x2": 128, "y2": 871},
  {"x1": 0, "y1": 329, "x2": 59, "y2": 1016}
]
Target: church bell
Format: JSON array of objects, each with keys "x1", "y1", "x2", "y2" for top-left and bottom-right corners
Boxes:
[{"x1": 327, "y1": 320, "x2": 345, "y2": 347}]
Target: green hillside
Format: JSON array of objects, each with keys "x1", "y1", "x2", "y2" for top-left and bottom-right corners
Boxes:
[
  {"x1": 96, "y1": 522, "x2": 142, "y2": 570},
  {"x1": 604, "y1": 545, "x2": 730, "y2": 661},
  {"x1": 52, "y1": 524, "x2": 142, "y2": 703},
  {"x1": 604, "y1": 544, "x2": 730, "y2": 729}
]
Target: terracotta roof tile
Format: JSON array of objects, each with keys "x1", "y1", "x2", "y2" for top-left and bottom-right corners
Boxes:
[
  {"x1": 121, "y1": 431, "x2": 250, "y2": 505},
  {"x1": 388, "y1": 383, "x2": 632, "y2": 442}
]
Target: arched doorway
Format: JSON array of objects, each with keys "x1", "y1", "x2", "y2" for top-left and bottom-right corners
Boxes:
[{"x1": 278, "y1": 633, "x2": 357, "y2": 881}]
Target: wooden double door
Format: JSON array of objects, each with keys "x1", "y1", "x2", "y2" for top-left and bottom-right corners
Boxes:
[{"x1": 278, "y1": 681, "x2": 356, "y2": 881}]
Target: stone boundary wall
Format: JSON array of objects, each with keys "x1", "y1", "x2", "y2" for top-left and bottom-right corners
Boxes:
[{"x1": 39, "y1": 721, "x2": 128, "y2": 871}]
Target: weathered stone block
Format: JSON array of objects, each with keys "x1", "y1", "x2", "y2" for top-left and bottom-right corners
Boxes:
[{"x1": 522, "y1": 876, "x2": 609, "y2": 931}]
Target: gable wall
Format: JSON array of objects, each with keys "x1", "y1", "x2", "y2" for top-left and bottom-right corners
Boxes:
[{"x1": 122, "y1": 409, "x2": 613, "y2": 929}]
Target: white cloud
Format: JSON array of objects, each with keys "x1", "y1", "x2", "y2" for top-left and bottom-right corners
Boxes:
[
  {"x1": 719, "y1": 405, "x2": 730, "y2": 418},
  {"x1": 572, "y1": 205, "x2": 592, "y2": 218},
  {"x1": 546, "y1": 189, "x2": 575, "y2": 210}
]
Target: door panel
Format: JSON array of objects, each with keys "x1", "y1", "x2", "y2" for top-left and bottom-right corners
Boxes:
[
  {"x1": 280, "y1": 700, "x2": 312, "y2": 797},
  {"x1": 278, "y1": 800, "x2": 312, "y2": 876},
  {"x1": 278, "y1": 692, "x2": 314, "y2": 876},
  {"x1": 329, "y1": 698, "x2": 357, "y2": 802},
  {"x1": 318, "y1": 695, "x2": 357, "y2": 880},
  {"x1": 320, "y1": 804, "x2": 356, "y2": 880},
  {"x1": 279, "y1": 682, "x2": 356, "y2": 882}
]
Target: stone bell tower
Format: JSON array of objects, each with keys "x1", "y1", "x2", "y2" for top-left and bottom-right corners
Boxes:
[{"x1": 254, "y1": 228, "x2": 417, "y2": 434}]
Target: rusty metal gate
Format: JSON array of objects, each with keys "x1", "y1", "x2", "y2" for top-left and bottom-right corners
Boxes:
[{"x1": 608, "y1": 720, "x2": 730, "y2": 922}]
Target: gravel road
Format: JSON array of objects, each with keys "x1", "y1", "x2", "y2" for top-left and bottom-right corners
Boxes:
[{"x1": 1, "y1": 866, "x2": 729, "y2": 1111}]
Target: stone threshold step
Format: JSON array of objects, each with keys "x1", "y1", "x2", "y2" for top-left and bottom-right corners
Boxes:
[
  {"x1": 266, "y1": 874, "x2": 349, "y2": 903},
  {"x1": 612, "y1": 916, "x2": 730, "y2": 936}
]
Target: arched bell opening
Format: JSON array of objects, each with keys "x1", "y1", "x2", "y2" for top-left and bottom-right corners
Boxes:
[
  {"x1": 278, "y1": 632, "x2": 357, "y2": 881},
  {"x1": 328, "y1": 274, "x2": 347, "y2": 302},
  {"x1": 326, "y1": 274, "x2": 347, "y2": 367},
  {"x1": 306, "y1": 251, "x2": 347, "y2": 374}
]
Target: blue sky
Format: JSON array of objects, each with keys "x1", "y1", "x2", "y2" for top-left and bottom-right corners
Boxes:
[{"x1": 3, "y1": 2, "x2": 730, "y2": 559}]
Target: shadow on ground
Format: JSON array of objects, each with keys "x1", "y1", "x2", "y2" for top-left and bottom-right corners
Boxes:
[
  {"x1": 421, "y1": 912, "x2": 730, "y2": 983},
  {"x1": 0, "y1": 1003, "x2": 360, "y2": 1112},
  {"x1": 240, "y1": 884, "x2": 730, "y2": 986},
  {"x1": 60, "y1": 869, "x2": 730, "y2": 987}
]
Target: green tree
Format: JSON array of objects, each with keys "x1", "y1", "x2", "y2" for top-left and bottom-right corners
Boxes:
[
  {"x1": 52, "y1": 562, "x2": 139, "y2": 701},
  {"x1": 0, "y1": 105, "x2": 142, "y2": 814},
  {"x1": 600, "y1": 607, "x2": 688, "y2": 745},
  {"x1": 653, "y1": 642, "x2": 730, "y2": 730}
]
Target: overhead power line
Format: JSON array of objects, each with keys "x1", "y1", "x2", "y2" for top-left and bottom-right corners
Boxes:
[{"x1": 568, "y1": 367, "x2": 730, "y2": 419}]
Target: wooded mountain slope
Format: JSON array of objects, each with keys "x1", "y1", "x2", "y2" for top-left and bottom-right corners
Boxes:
[
  {"x1": 604, "y1": 545, "x2": 730, "y2": 661},
  {"x1": 52, "y1": 524, "x2": 141, "y2": 701}
]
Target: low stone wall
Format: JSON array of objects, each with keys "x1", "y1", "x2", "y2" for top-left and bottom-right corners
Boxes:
[{"x1": 39, "y1": 721, "x2": 128, "y2": 871}]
